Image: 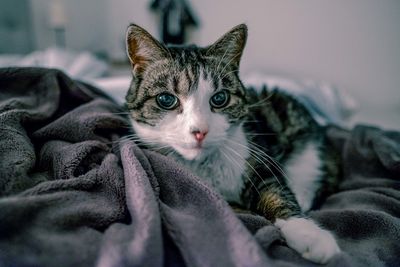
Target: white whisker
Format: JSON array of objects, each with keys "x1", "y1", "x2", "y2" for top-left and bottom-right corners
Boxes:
[
  {"x1": 225, "y1": 138, "x2": 285, "y2": 188},
  {"x1": 220, "y1": 149, "x2": 261, "y2": 197},
  {"x1": 219, "y1": 69, "x2": 239, "y2": 81},
  {"x1": 223, "y1": 144, "x2": 271, "y2": 192},
  {"x1": 246, "y1": 95, "x2": 272, "y2": 109},
  {"x1": 246, "y1": 139, "x2": 288, "y2": 179},
  {"x1": 246, "y1": 133, "x2": 277, "y2": 136},
  {"x1": 219, "y1": 51, "x2": 242, "y2": 75}
]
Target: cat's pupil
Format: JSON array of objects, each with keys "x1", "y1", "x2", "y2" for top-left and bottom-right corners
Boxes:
[
  {"x1": 210, "y1": 90, "x2": 230, "y2": 108},
  {"x1": 156, "y1": 93, "x2": 178, "y2": 110}
]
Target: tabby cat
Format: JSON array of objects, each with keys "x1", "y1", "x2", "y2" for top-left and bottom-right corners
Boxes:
[{"x1": 125, "y1": 23, "x2": 341, "y2": 264}]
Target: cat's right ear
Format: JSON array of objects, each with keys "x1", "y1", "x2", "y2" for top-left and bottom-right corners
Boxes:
[
  {"x1": 205, "y1": 24, "x2": 248, "y2": 70},
  {"x1": 126, "y1": 24, "x2": 168, "y2": 76}
]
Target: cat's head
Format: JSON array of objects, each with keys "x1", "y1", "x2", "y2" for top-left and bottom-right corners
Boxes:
[{"x1": 125, "y1": 24, "x2": 248, "y2": 161}]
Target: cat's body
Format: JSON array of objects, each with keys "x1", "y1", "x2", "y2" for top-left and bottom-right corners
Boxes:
[
  {"x1": 242, "y1": 88, "x2": 340, "y2": 213},
  {"x1": 125, "y1": 23, "x2": 341, "y2": 264}
]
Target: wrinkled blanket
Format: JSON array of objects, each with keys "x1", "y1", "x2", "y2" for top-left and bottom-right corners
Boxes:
[{"x1": 0, "y1": 67, "x2": 399, "y2": 267}]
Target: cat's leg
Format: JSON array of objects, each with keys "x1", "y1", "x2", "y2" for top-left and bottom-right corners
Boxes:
[{"x1": 256, "y1": 185, "x2": 340, "y2": 264}]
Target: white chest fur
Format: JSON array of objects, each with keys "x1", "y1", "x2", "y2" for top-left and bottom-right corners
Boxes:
[
  {"x1": 284, "y1": 141, "x2": 323, "y2": 212},
  {"x1": 182, "y1": 126, "x2": 249, "y2": 204}
]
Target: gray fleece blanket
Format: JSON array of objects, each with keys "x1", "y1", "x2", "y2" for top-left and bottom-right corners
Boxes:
[{"x1": 0, "y1": 67, "x2": 399, "y2": 267}]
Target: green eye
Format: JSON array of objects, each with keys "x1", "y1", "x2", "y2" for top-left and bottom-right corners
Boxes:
[
  {"x1": 156, "y1": 93, "x2": 179, "y2": 110},
  {"x1": 210, "y1": 90, "x2": 230, "y2": 108}
]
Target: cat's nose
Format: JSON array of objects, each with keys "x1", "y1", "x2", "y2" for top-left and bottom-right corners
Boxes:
[{"x1": 191, "y1": 129, "x2": 208, "y2": 142}]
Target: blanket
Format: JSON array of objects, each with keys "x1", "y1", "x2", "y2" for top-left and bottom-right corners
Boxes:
[{"x1": 0, "y1": 67, "x2": 399, "y2": 267}]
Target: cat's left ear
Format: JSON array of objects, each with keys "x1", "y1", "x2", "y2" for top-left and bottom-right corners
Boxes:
[
  {"x1": 205, "y1": 24, "x2": 248, "y2": 69},
  {"x1": 126, "y1": 24, "x2": 168, "y2": 76}
]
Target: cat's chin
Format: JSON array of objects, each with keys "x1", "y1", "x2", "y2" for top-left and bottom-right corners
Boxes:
[{"x1": 174, "y1": 146, "x2": 205, "y2": 161}]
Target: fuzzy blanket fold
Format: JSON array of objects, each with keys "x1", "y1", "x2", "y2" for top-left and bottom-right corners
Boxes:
[{"x1": 0, "y1": 67, "x2": 399, "y2": 267}]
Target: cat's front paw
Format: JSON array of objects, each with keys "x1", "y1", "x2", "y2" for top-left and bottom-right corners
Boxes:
[{"x1": 275, "y1": 217, "x2": 340, "y2": 264}]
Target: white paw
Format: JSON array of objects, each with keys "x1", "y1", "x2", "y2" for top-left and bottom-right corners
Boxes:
[{"x1": 275, "y1": 217, "x2": 341, "y2": 264}]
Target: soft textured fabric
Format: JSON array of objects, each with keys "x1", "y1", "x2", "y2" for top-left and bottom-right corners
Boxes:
[{"x1": 0, "y1": 67, "x2": 399, "y2": 267}]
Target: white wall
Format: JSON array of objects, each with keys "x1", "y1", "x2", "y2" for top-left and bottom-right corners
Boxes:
[
  {"x1": 104, "y1": 0, "x2": 158, "y2": 61},
  {"x1": 30, "y1": 0, "x2": 108, "y2": 54},
  {"x1": 28, "y1": 0, "x2": 400, "y2": 129}
]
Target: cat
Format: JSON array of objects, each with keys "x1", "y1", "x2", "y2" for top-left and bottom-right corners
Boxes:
[{"x1": 124, "y1": 23, "x2": 341, "y2": 264}]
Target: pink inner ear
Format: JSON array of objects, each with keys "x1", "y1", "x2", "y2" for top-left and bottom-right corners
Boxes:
[
  {"x1": 126, "y1": 24, "x2": 169, "y2": 76},
  {"x1": 127, "y1": 38, "x2": 147, "y2": 71},
  {"x1": 131, "y1": 56, "x2": 148, "y2": 74}
]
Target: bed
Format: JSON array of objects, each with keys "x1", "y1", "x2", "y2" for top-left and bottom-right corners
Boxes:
[{"x1": 0, "y1": 67, "x2": 399, "y2": 267}]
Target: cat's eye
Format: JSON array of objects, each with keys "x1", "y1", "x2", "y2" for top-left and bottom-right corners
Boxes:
[
  {"x1": 156, "y1": 93, "x2": 179, "y2": 110},
  {"x1": 210, "y1": 90, "x2": 230, "y2": 108}
]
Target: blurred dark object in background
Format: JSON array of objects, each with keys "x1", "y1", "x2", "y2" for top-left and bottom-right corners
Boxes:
[
  {"x1": 0, "y1": 0, "x2": 34, "y2": 54},
  {"x1": 150, "y1": 0, "x2": 199, "y2": 45}
]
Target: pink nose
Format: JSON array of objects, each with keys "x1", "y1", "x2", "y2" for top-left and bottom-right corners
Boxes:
[{"x1": 192, "y1": 130, "x2": 208, "y2": 142}]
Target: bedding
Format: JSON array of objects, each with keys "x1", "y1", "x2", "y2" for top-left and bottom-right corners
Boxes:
[
  {"x1": 0, "y1": 67, "x2": 399, "y2": 267},
  {"x1": 243, "y1": 73, "x2": 357, "y2": 126},
  {"x1": 0, "y1": 47, "x2": 108, "y2": 80}
]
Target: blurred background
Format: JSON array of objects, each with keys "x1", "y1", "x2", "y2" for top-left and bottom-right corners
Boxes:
[{"x1": 0, "y1": 0, "x2": 399, "y2": 129}]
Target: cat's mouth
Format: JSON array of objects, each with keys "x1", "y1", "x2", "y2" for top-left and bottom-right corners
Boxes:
[
  {"x1": 174, "y1": 143, "x2": 206, "y2": 161},
  {"x1": 183, "y1": 142, "x2": 203, "y2": 149}
]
